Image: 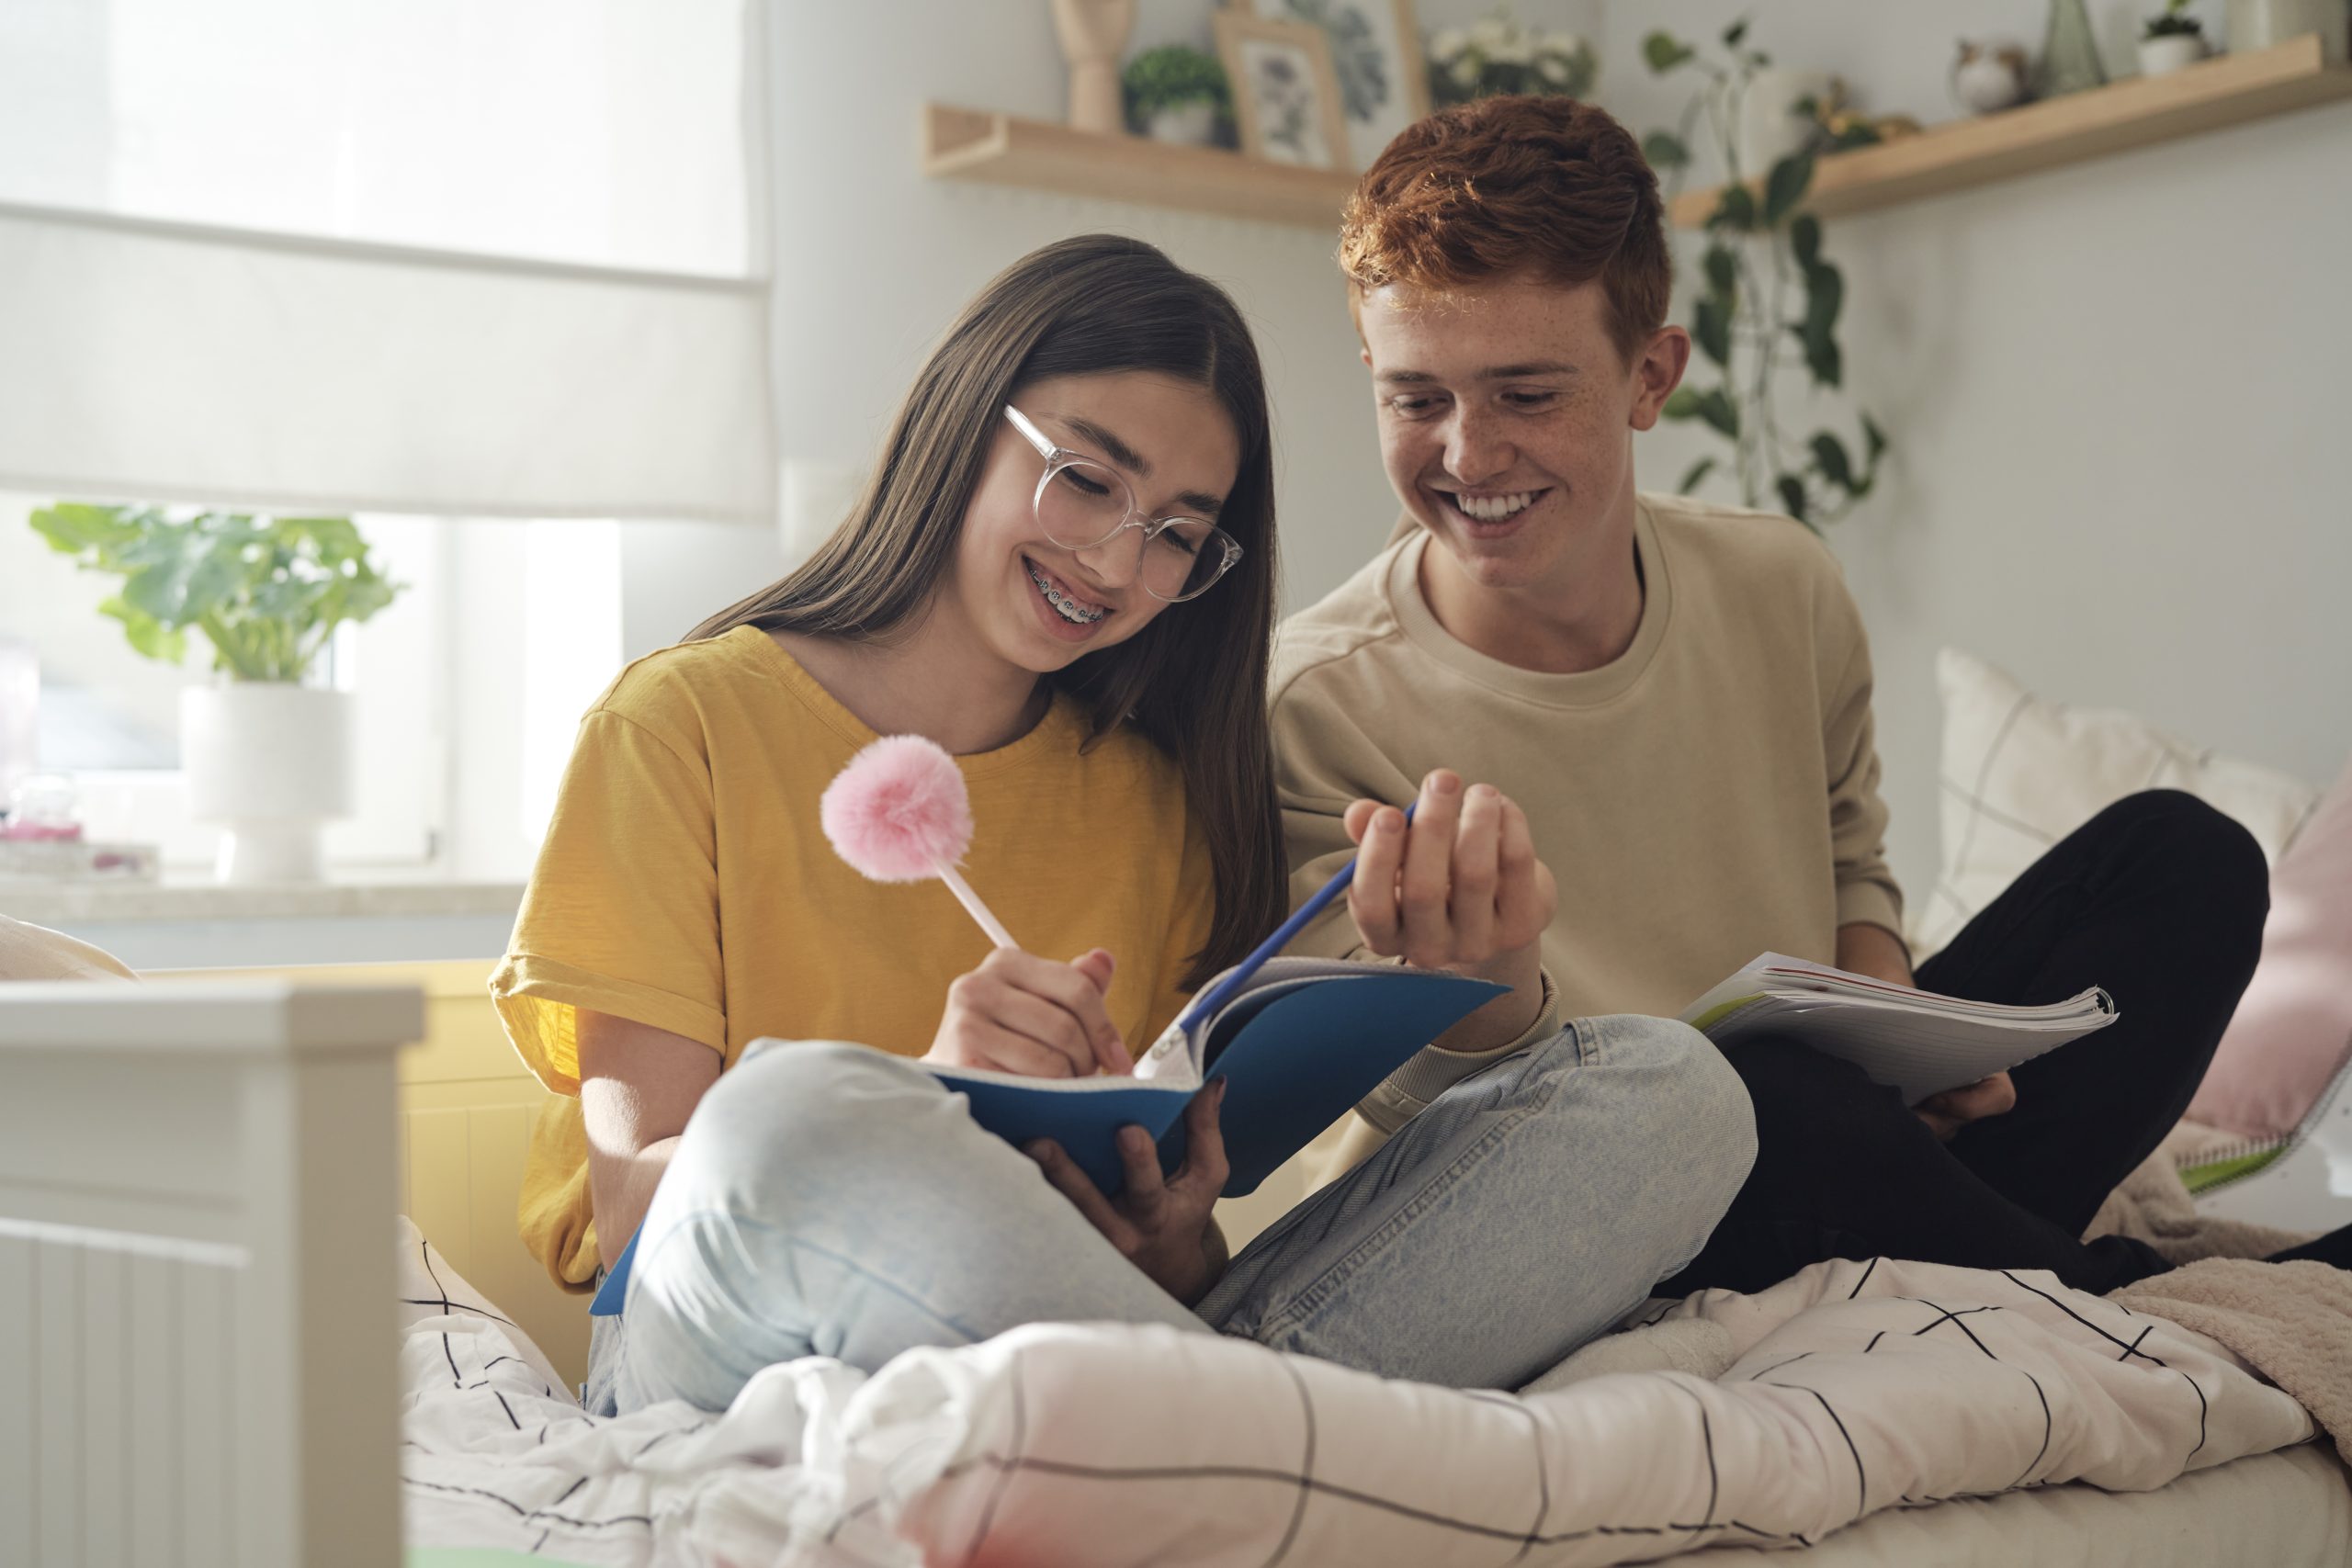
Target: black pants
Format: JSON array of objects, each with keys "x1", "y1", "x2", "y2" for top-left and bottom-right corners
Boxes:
[{"x1": 1660, "y1": 790, "x2": 2269, "y2": 1299}]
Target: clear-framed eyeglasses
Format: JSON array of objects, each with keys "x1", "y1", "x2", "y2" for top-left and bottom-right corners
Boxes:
[{"x1": 1003, "y1": 404, "x2": 1243, "y2": 603}]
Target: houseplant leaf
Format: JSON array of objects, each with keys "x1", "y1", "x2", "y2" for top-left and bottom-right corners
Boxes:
[
  {"x1": 1643, "y1": 31, "x2": 1696, "y2": 73},
  {"x1": 1789, "y1": 212, "x2": 1822, "y2": 269},
  {"x1": 1696, "y1": 388, "x2": 1739, "y2": 438},
  {"x1": 1763, "y1": 150, "x2": 1814, "y2": 227},
  {"x1": 1810, "y1": 432, "x2": 1854, "y2": 490},
  {"x1": 1693, "y1": 296, "x2": 1732, "y2": 367},
  {"x1": 1776, "y1": 473, "x2": 1810, "y2": 523},
  {"x1": 1702, "y1": 243, "x2": 1738, "y2": 301}
]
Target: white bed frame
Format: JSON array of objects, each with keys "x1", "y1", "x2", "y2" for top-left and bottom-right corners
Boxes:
[{"x1": 0, "y1": 978, "x2": 423, "y2": 1568}]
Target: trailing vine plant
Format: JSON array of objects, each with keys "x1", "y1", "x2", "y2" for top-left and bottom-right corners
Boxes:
[{"x1": 1641, "y1": 18, "x2": 1886, "y2": 529}]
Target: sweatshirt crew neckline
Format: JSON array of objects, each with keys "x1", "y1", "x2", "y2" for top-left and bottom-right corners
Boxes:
[{"x1": 1384, "y1": 498, "x2": 1673, "y2": 712}]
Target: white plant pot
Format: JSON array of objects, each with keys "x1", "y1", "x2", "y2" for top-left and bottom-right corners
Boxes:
[
  {"x1": 1146, "y1": 100, "x2": 1217, "y2": 146},
  {"x1": 181, "y1": 683, "x2": 353, "y2": 885},
  {"x1": 2138, "y1": 32, "x2": 2207, "y2": 75},
  {"x1": 1736, "y1": 67, "x2": 1835, "y2": 176}
]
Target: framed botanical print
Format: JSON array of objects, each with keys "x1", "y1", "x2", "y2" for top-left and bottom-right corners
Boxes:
[
  {"x1": 1239, "y1": 0, "x2": 1430, "y2": 171},
  {"x1": 1214, "y1": 11, "x2": 1352, "y2": 172}
]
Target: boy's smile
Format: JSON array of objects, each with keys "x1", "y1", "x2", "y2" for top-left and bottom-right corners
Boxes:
[{"x1": 1358, "y1": 274, "x2": 1687, "y2": 673}]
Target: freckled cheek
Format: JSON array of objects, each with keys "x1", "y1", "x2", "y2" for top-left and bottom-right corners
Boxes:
[{"x1": 1379, "y1": 421, "x2": 1444, "y2": 484}]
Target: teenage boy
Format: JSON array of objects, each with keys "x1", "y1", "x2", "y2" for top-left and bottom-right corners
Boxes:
[{"x1": 1275, "y1": 95, "x2": 2339, "y2": 1293}]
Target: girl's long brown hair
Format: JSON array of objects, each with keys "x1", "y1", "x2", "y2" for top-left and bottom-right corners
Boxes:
[{"x1": 689, "y1": 235, "x2": 1285, "y2": 989}]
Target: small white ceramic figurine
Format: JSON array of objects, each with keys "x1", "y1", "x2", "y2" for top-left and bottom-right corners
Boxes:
[{"x1": 1952, "y1": 39, "x2": 2033, "y2": 114}]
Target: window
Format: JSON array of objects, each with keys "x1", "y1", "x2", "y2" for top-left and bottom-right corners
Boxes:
[
  {"x1": 0, "y1": 500, "x2": 635, "y2": 879},
  {"x1": 0, "y1": 0, "x2": 752, "y2": 276}
]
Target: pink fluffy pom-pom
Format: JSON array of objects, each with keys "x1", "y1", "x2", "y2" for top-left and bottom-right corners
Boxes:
[{"x1": 820, "y1": 735, "x2": 975, "y2": 884}]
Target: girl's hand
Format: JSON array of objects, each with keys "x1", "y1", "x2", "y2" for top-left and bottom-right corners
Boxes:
[
  {"x1": 1343, "y1": 770, "x2": 1557, "y2": 978},
  {"x1": 1028, "y1": 1079, "x2": 1230, "y2": 1305},
  {"x1": 924, "y1": 946, "x2": 1132, "y2": 1078}
]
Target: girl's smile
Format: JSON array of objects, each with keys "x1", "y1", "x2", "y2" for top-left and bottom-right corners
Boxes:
[{"x1": 1023, "y1": 554, "x2": 1111, "y2": 637}]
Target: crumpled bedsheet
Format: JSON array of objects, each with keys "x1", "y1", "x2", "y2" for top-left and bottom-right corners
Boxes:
[{"x1": 398, "y1": 1223, "x2": 2320, "y2": 1567}]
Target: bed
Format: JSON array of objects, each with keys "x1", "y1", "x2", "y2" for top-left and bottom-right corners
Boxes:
[{"x1": 3, "y1": 973, "x2": 2346, "y2": 1568}]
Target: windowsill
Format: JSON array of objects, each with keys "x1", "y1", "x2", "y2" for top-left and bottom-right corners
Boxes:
[{"x1": 0, "y1": 873, "x2": 525, "y2": 927}]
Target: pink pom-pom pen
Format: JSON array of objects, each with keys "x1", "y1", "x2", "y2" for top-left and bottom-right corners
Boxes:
[{"x1": 820, "y1": 734, "x2": 1018, "y2": 949}]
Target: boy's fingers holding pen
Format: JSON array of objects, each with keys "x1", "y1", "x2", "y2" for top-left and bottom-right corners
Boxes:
[
  {"x1": 1451, "y1": 784, "x2": 1502, "y2": 959},
  {"x1": 1348, "y1": 804, "x2": 1408, "y2": 953},
  {"x1": 1398, "y1": 771, "x2": 1461, "y2": 962},
  {"x1": 1495, "y1": 798, "x2": 1556, "y2": 943}
]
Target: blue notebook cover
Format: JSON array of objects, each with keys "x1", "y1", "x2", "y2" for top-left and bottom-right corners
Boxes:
[
  {"x1": 916, "y1": 964, "x2": 1503, "y2": 1196},
  {"x1": 592, "y1": 964, "x2": 1501, "y2": 1315}
]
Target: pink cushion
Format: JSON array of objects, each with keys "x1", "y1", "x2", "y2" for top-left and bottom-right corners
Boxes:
[{"x1": 2189, "y1": 755, "x2": 2352, "y2": 1140}]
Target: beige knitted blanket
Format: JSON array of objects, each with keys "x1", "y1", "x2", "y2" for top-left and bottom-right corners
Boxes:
[{"x1": 2115, "y1": 1257, "x2": 2352, "y2": 1464}]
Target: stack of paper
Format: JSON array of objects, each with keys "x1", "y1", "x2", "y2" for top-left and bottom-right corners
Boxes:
[{"x1": 1679, "y1": 953, "x2": 2118, "y2": 1105}]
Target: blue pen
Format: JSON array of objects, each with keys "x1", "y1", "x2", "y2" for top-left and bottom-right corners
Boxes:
[
  {"x1": 595, "y1": 799, "x2": 1429, "y2": 1316},
  {"x1": 1167, "y1": 799, "x2": 1419, "y2": 1042}
]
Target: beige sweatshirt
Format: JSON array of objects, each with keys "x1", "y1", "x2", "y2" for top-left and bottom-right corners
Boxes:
[{"x1": 1272, "y1": 492, "x2": 1903, "y2": 1145}]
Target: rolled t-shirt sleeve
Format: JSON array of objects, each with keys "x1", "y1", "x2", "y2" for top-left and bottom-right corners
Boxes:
[{"x1": 491, "y1": 705, "x2": 727, "y2": 1093}]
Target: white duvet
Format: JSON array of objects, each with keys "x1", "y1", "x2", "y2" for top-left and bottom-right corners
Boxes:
[{"x1": 398, "y1": 1221, "x2": 2321, "y2": 1566}]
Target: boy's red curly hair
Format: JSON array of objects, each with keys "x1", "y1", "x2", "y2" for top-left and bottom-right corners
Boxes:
[{"x1": 1338, "y1": 95, "x2": 1671, "y2": 367}]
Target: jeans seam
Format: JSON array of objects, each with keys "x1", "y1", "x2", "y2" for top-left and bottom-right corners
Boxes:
[
  {"x1": 1245, "y1": 1021, "x2": 1585, "y2": 1344},
  {"x1": 638, "y1": 1207, "x2": 986, "y2": 1348}
]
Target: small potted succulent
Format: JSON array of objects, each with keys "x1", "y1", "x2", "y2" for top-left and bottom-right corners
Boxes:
[
  {"x1": 29, "y1": 502, "x2": 402, "y2": 884},
  {"x1": 1123, "y1": 44, "x2": 1232, "y2": 146},
  {"x1": 2141, "y1": 0, "x2": 2210, "y2": 75}
]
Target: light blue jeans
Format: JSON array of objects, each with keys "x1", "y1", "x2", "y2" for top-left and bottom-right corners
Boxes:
[{"x1": 587, "y1": 1015, "x2": 1755, "y2": 1414}]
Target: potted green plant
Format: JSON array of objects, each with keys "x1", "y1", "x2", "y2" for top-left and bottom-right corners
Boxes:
[
  {"x1": 1123, "y1": 44, "x2": 1231, "y2": 146},
  {"x1": 28, "y1": 502, "x2": 403, "y2": 884},
  {"x1": 2141, "y1": 0, "x2": 2209, "y2": 75},
  {"x1": 1641, "y1": 19, "x2": 1888, "y2": 528}
]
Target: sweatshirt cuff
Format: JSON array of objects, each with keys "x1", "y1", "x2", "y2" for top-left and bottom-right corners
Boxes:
[
  {"x1": 1834, "y1": 880, "x2": 1907, "y2": 950},
  {"x1": 1354, "y1": 968, "x2": 1562, "y2": 1136}
]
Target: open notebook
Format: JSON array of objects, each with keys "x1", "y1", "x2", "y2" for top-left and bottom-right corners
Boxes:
[
  {"x1": 591, "y1": 958, "x2": 1501, "y2": 1316},
  {"x1": 931, "y1": 956, "x2": 1503, "y2": 1197},
  {"x1": 1681, "y1": 953, "x2": 2119, "y2": 1106}
]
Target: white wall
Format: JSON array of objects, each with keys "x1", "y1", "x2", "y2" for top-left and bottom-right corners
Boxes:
[
  {"x1": 763, "y1": 0, "x2": 1600, "y2": 615},
  {"x1": 1589, "y1": 0, "x2": 2352, "y2": 901}
]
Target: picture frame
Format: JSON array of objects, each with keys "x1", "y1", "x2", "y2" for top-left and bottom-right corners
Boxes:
[
  {"x1": 1239, "y1": 0, "x2": 1430, "y2": 172},
  {"x1": 1213, "y1": 11, "x2": 1353, "y2": 173}
]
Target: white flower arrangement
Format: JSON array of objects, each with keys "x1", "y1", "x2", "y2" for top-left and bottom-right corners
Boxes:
[{"x1": 1428, "y1": 5, "x2": 1596, "y2": 107}]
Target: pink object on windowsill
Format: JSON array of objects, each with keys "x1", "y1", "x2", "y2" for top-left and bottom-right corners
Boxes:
[{"x1": 0, "y1": 819, "x2": 81, "y2": 841}]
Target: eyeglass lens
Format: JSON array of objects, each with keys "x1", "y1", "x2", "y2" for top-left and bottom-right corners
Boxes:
[{"x1": 1037, "y1": 459, "x2": 1230, "y2": 601}]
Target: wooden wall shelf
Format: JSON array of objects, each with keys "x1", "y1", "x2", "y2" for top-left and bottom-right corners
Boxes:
[
  {"x1": 1668, "y1": 34, "x2": 2352, "y2": 228},
  {"x1": 922, "y1": 103, "x2": 1356, "y2": 229}
]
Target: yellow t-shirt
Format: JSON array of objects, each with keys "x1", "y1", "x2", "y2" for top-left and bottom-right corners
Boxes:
[{"x1": 492, "y1": 625, "x2": 1215, "y2": 1288}]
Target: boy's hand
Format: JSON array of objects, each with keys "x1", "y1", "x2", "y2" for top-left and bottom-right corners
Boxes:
[
  {"x1": 1342, "y1": 770, "x2": 1557, "y2": 979},
  {"x1": 924, "y1": 947, "x2": 1130, "y2": 1078},
  {"x1": 1915, "y1": 1071, "x2": 2018, "y2": 1141},
  {"x1": 1028, "y1": 1079, "x2": 1230, "y2": 1305}
]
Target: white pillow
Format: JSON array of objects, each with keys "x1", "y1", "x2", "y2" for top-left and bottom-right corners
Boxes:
[
  {"x1": 1914, "y1": 649, "x2": 2319, "y2": 958},
  {"x1": 0, "y1": 912, "x2": 137, "y2": 981}
]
